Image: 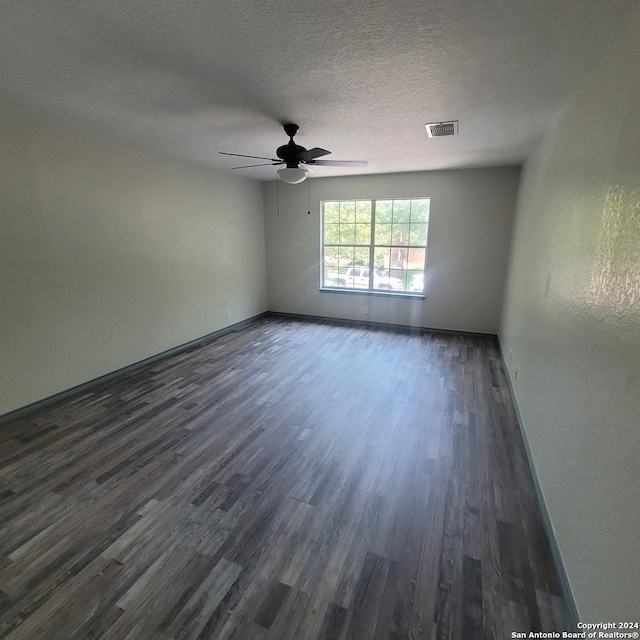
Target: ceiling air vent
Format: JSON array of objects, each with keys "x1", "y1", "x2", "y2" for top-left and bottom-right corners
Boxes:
[{"x1": 425, "y1": 120, "x2": 459, "y2": 138}]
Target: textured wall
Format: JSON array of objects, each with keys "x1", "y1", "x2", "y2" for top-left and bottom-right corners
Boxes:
[
  {"x1": 0, "y1": 114, "x2": 267, "y2": 415},
  {"x1": 500, "y1": 13, "x2": 640, "y2": 621},
  {"x1": 264, "y1": 167, "x2": 519, "y2": 334}
]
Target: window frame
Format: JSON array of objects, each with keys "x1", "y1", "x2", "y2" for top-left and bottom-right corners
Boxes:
[{"x1": 320, "y1": 197, "x2": 429, "y2": 297}]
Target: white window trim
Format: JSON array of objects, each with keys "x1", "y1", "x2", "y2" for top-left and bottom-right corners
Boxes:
[{"x1": 320, "y1": 197, "x2": 429, "y2": 296}]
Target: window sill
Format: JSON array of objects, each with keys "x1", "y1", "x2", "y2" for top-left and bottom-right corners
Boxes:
[{"x1": 319, "y1": 287, "x2": 426, "y2": 300}]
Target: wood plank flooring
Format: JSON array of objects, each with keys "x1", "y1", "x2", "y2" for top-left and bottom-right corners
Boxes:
[{"x1": 0, "y1": 317, "x2": 571, "y2": 639}]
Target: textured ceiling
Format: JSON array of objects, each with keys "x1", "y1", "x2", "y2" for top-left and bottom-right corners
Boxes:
[{"x1": 1, "y1": 0, "x2": 638, "y2": 180}]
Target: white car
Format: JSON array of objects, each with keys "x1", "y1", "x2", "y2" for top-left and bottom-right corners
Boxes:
[
  {"x1": 374, "y1": 269, "x2": 404, "y2": 290},
  {"x1": 330, "y1": 266, "x2": 403, "y2": 291}
]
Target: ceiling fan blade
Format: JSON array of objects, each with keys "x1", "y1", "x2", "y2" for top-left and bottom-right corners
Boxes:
[
  {"x1": 297, "y1": 147, "x2": 331, "y2": 161},
  {"x1": 219, "y1": 152, "x2": 280, "y2": 161},
  {"x1": 231, "y1": 162, "x2": 283, "y2": 169},
  {"x1": 308, "y1": 159, "x2": 368, "y2": 168}
]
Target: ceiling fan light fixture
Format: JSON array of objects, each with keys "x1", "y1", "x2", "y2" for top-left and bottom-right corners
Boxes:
[{"x1": 276, "y1": 167, "x2": 308, "y2": 184}]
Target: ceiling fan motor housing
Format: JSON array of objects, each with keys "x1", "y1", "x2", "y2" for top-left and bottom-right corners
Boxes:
[{"x1": 277, "y1": 124, "x2": 306, "y2": 167}]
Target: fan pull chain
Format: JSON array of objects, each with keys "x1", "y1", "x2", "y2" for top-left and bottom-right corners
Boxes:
[
  {"x1": 307, "y1": 176, "x2": 311, "y2": 215},
  {"x1": 276, "y1": 175, "x2": 280, "y2": 216}
]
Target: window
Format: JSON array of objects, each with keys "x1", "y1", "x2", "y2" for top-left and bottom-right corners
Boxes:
[{"x1": 322, "y1": 198, "x2": 430, "y2": 294}]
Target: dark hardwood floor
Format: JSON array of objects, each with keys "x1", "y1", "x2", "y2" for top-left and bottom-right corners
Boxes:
[{"x1": 0, "y1": 316, "x2": 571, "y2": 639}]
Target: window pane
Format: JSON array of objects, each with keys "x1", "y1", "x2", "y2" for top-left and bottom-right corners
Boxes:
[
  {"x1": 395, "y1": 269, "x2": 409, "y2": 290},
  {"x1": 354, "y1": 270, "x2": 368, "y2": 288},
  {"x1": 324, "y1": 246, "x2": 339, "y2": 267},
  {"x1": 324, "y1": 201, "x2": 340, "y2": 224},
  {"x1": 324, "y1": 223, "x2": 340, "y2": 244},
  {"x1": 408, "y1": 271, "x2": 424, "y2": 292},
  {"x1": 390, "y1": 247, "x2": 408, "y2": 269},
  {"x1": 375, "y1": 200, "x2": 393, "y2": 224},
  {"x1": 324, "y1": 267, "x2": 337, "y2": 287},
  {"x1": 411, "y1": 199, "x2": 430, "y2": 223},
  {"x1": 355, "y1": 200, "x2": 372, "y2": 223},
  {"x1": 409, "y1": 223, "x2": 428, "y2": 246},
  {"x1": 392, "y1": 223, "x2": 410, "y2": 245},
  {"x1": 340, "y1": 201, "x2": 356, "y2": 223},
  {"x1": 355, "y1": 223, "x2": 371, "y2": 244},
  {"x1": 353, "y1": 246, "x2": 370, "y2": 266},
  {"x1": 393, "y1": 200, "x2": 411, "y2": 223},
  {"x1": 407, "y1": 248, "x2": 425, "y2": 292},
  {"x1": 337, "y1": 246, "x2": 354, "y2": 269},
  {"x1": 374, "y1": 247, "x2": 390, "y2": 272},
  {"x1": 408, "y1": 247, "x2": 426, "y2": 270},
  {"x1": 339, "y1": 224, "x2": 355, "y2": 245},
  {"x1": 375, "y1": 223, "x2": 392, "y2": 245}
]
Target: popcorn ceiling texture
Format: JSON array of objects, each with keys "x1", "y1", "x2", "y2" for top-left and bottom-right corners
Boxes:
[{"x1": 0, "y1": 0, "x2": 637, "y2": 179}]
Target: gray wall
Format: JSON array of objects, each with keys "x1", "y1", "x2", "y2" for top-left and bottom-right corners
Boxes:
[
  {"x1": 500, "y1": 13, "x2": 640, "y2": 621},
  {"x1": 0, "y1": 114, "x2": 267, "y2": 415},
  {"x1": 264, "y1": 167, "x2": 519, "y2": 334}
]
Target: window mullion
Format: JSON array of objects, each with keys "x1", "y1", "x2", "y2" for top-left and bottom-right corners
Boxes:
[
  {"x1": 369, "y1": 199, "x2": 376, "y2": 291},
  {"x1": 321, "y1": 202, "x2": 325, "y2": 287}
]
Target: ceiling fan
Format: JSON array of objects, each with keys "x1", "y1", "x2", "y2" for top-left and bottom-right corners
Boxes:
[{"x1": 219, "y1": 123, "x2": 367, "y2": 183}]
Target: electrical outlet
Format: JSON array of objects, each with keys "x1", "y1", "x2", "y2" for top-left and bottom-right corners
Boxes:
[
  {"x1": 514, "y1": 368, "x2": 518, "y2": 381},
  {"x1": 509, "y1": 349, "x2": 513, "y2": 363},
  {"x1": 226, "y1": 310, "x2": 231, "y2": 320},
  {"x1": 362, "y1": 305, "x2": 368, "y2": 315}
]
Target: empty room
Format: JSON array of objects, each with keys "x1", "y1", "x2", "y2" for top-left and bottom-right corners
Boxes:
[{"x1": 1, "y1": 1, "x2": 639, "y2": 638}]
